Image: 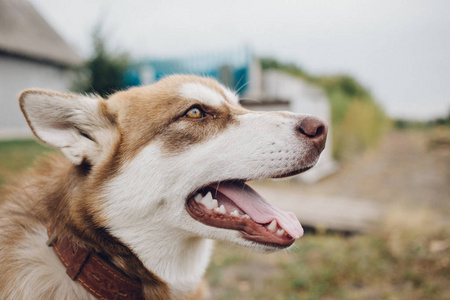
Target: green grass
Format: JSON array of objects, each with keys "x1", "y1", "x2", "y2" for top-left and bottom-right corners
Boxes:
[
  {"x1": 208, "y1": 213, "x2": 450, "y2": 299},
  {"x1": 0, "y1": 139, "x2": 53, "y2": 186}
]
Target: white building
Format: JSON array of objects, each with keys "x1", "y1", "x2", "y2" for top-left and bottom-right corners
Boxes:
[{"x1": 0, "y1": 0, "x2": 82, "y2": 138}]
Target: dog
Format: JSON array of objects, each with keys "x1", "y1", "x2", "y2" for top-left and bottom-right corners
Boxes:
[{"x1": 0, "y1": 75, "x2": 327, "y2": 299}]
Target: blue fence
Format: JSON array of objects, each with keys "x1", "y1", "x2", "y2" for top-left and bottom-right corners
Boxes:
[{"x1": 125, "y1": 47, "x2": 251, "y2": 94}]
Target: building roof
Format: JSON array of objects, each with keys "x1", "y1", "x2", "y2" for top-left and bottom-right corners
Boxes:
[{"x1": 0, "y1": 0, "x2": 82, "y2": 67}]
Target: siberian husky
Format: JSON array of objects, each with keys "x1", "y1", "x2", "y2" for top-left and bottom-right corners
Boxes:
[{"x1": 0, "y1": 75, "x2": 327, "y2": 299}]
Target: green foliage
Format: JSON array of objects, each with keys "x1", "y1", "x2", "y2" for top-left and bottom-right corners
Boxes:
[
  {"x1": 332, "y1": 95, "x2": 390, "y2": 160},
  {"x1": 72, "y1": 30, "x2": 130, "y2": 97},
  {"x1": 260, "y1": 58, "x2": 312, "y2": 80},
  {"x1": 314, "y1": 75, "x2": 371, "y2": 99},
  {"x1": 394, "y1": 111, "x2": 450, "y2": 130},
  {"x1": 260, "y1": 58, "x2": 390, "y2": 159}
]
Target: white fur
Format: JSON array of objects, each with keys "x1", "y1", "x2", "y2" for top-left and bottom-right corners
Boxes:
[
  {"x1": 103, "y1": 110, "x2": 317, "y2": 298},
  {"x1": 20, "y1": 92, "x2": 117, "y2": 165},
  {"x1": 220, "y1": 85, "x2": 239, "y2": 103},
  {"x1": 0, "y1": 223, "x2": 94, "y2": 299},
  {"x1": 178, "y1": 82, "x2": 225, "y2": 107}
]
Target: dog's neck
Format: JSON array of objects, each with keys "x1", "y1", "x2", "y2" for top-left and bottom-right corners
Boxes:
[
  {"x1": 50, "y1": 207, "x2": 175, "y2": 298},
  {"x1": 104, "y1": 214, "x2": 214, "y2": 298},
  {"x1": 142, "y1": 234, "x2": 213, "y2": 298},
  {"x1": 39, "y1": 158, "x2": 212, "y2": 299},
  {"x1": 63, "y1": 221, "x2": 213, "y2": 298}
]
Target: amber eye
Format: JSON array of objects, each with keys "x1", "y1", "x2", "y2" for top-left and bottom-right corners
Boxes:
[{"x1": 184, "y1": 107, "x2": 204, "y2": 119}]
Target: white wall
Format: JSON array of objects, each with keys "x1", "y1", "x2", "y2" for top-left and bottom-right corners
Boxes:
[{"x1": 0, "y1": 55, "x2": 73, "y2": 138}]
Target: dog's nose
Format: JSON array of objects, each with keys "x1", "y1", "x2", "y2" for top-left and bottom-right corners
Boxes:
[{"x1": 296, "y1": 116, "x2": 328, "y2": 153}]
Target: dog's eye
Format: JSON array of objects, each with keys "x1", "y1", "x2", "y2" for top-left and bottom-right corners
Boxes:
[{"x1": 184, "y1": 107, "x2": 205, "y2": 119}]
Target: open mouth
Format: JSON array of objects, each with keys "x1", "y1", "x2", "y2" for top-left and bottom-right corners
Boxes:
[{"x1": 185, "y1": 174, "x2": 307, "y2": 248}]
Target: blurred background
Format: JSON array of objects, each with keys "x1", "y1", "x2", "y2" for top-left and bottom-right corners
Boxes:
[{"x1": 0, "y1": 0, "x2": 449, "y2": 299}]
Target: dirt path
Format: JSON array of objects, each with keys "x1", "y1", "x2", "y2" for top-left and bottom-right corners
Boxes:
[
  {"x1": 252, "y1": 129, "x2": 450, "y2": 215},
  {"x1": 315, "y1": 130, "x2": 449, "y2": 209}
]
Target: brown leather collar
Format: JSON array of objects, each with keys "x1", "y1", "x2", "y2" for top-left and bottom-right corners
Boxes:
[{"x1": 47, "y1": 226, "x2": 144, "y2": 300}]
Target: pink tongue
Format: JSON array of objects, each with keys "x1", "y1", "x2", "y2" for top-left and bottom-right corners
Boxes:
[{"x1": 216, "y1": 182, "x2": 304, "y2": 239}]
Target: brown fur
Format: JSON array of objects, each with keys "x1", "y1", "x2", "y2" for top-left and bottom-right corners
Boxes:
[
  {"x1": 0, "y1": 155, "x2": 172, "y2": 298},
  {"x1": 0, "y1": 75, "x2": 238, "y2": 299},
  {"x1": 107, "y1": 75, "x2": 245, "y2": 158}
]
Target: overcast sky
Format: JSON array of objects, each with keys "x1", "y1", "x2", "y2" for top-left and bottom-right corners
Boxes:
[{"x1": 29, "y1": 0, "x2": 450, "y2": 120}]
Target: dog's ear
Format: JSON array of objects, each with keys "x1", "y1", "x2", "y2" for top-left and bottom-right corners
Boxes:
[{"x1": 19, "y1": 90, "x2": 117, "y2": 165}]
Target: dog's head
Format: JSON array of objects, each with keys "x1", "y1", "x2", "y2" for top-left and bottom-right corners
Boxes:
[{"x1": 20, "y1": 75, "x2": 327, "y2": 253}]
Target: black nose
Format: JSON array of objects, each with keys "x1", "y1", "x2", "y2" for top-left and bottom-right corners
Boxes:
[{"x1": 296, "y1": 116, "x2": 328, "y2": 152}]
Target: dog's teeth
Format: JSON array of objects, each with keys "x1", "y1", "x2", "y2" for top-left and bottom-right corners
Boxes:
[
  {"x1": 202, "y1": 192, "x2": 213, "y2": 203},
  {"x1": 203, "y1": 199, "x2": 218, "y2": 210},
  {"x1": 194, "y1": 193, "x2": 203, "y2": 203},
  {"x1": 210, "y1": 199, "x2": 218, "y2": 209},
  {"x1": 199, "y1": 192, "x2": 213, "y2": 206},
  {"x1": 214, "y1": 205, "x2": 227, "y2": 214},
  {"x1": 230, "y1": 210, "x2": 239, "y2": 217},
  {"x1": 198, "y1": 192, "x2": 219, "y2": 210},
  {"x1": 276, "y1": 229, "x2": 285, "y2": 236},
  {"x1": 267, "y1": 219, "x2": 277, "y2": 232},
  {"x1": 243, "y1": 214, "x2": 251, "y2": 220}
]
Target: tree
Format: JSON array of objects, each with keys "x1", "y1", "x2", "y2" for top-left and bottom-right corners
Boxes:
[{"x1": 72, "y1": 30, "x2": 130, "y2": 97}]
